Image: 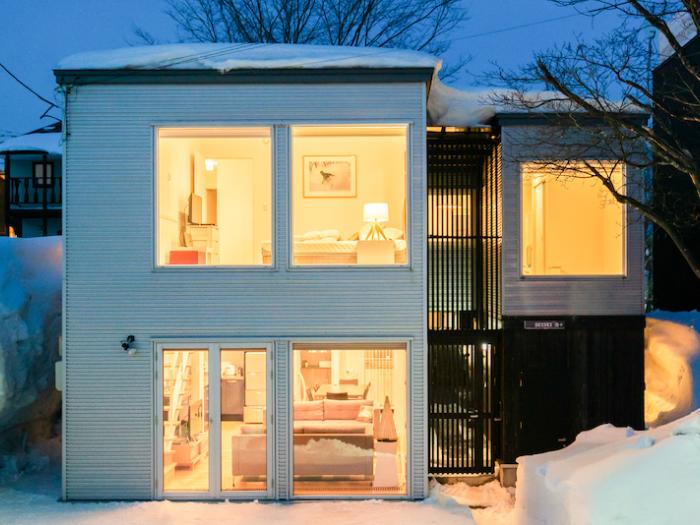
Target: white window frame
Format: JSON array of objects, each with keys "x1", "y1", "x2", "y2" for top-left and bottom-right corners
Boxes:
[
  {"x1": 152, "y1": 124, "x2": 277, "y2": 271},
  {"x1": 287, "y1": 122, "x2": 413, "y2": 271},
  {"x1": 154, "y1": 340, "x2": 275, "y2": 500},
  {"x1": 288, "y1": 338, "x2": 412, "y2": 500}
]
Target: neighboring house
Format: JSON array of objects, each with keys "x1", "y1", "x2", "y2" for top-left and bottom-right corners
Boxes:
[
  {"x1": 0, "y1": 122, "x2": 62, "y2": 237},
  {"x1": 54, "y1": 43, "x2": 645, "y2": 502},
  {"x1": 653, "y1": 32, "x2": 700, "y2": 311}
]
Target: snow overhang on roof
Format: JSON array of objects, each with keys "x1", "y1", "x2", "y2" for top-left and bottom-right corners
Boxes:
[
  {"x1": 0, "y1": 127, "x2": 62, "y2": 156},
  {"x1": 54, "y1": 43, "x2": 439, "y2": 85},
  {"x1": 426, "y1": 76, "x2": 648, "y2": 129}
]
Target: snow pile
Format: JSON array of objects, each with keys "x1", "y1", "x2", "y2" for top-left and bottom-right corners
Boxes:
[
  {"x1": 429, "y1": 478, "x2": 514, "y2": 525},
  {"x1": 0, "y1": 132, "x2": 62, "y2": 155},
  {"x1": 512, "y1": 412, "x2": 700, "y2": 525},
  {"x1": 57, "y1": 43, "x2": 439, "y2": 72},
  {"x1": 645, "y1": 313, "x2": 700, "y2": 426},
  {"x1": 0, "y1": 237, "x2": 62, "y2": 480}
]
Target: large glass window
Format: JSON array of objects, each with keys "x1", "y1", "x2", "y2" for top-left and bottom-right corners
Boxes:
[
  {"x1": 163, "y1": 349, "x2": 209, "y2": 492},
  {"x1": 291, "y1": 343, "x2": 407, "y2": 496},
  {"x1": 221, "y1": 348, "x2": 267, "y2": 492},
  {"x1": 291, "y1": 125, "x2": 408, "y2": 266},
  {"x1": 521, "y1": 162, "x2": 625, "y2": 276},
  {"x1": 157, "y1": 128, "x2": 272, "y2": 266}
]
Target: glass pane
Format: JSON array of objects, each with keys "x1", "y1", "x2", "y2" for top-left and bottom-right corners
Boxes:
[
  {"x1": 521, "y1": 162, "x2": 625, "y2": 276},
  {"x1": 292, "y1": 344, "x2": 407, "y2": 496},
  {"x1": 157, "y1": 127, "x2": 272, "y2": 266},
  {"x1": 221, "y1": 349, "x2": 267, "y2": 491},
  {"x1": 163, "y1": 349, "x2": 209, "y2": 492},
  {"x1": 291, "y1": 125, "x2": 408, "y2": 266}
]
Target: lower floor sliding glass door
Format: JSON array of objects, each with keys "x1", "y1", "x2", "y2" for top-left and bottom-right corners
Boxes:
[{"x1": 158, "y1": 343, "x2": 271, "y2": 498}]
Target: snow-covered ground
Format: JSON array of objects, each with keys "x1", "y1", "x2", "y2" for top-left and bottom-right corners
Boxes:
[{"x1": 0, "y1": 470, "x2": 515, "y2": 525}]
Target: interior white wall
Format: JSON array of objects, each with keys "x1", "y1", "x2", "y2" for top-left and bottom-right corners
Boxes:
[
  {"x1": 292, "y1": 133, "x2": 406, "y2": 239},
  {"x1": 521, "y1": 164, "x2": 625, "y2": 275}
]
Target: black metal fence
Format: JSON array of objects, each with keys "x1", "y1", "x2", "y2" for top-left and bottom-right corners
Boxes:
[
  {"x1": 427, "y1": 130, "x2": 502, "y2": 474},
  {"x1": 9, "y1": 176, "x2": 62, "y2": 207}
]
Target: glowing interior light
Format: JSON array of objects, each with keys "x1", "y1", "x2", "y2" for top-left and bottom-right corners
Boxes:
[{"x1": 204, "y1": 159, "x2": 218, "y2": 171}]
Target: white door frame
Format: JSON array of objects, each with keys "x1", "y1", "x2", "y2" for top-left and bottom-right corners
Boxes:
[{"x1": 154, "y1": 340, "x2": 274, "y2": 500}]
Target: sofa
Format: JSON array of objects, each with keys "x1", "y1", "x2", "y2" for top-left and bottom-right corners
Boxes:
[{"x1": 231, "y1": 399, "x2": 375, "y2": 480}]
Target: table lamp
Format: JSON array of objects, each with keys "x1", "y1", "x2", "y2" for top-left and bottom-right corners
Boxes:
[{"x1": 363, "y1": 202, "x2": 389, "y2": 240}]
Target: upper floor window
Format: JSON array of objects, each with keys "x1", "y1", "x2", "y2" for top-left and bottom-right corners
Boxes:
[
  {"x1": 291, "y1": 125, "x2": 408, "y2": 266},
  {"x1": 33, "y1": 161, "x2": 54, "y2": 187},
  {"x1": 521, "y1": 162, "x2": 625, "y2": 276},
  {"x1": 156, "y1": 127, "x2": 272, "y2": 267}
]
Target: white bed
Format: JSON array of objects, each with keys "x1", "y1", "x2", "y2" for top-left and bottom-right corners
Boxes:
[{"x1": 261, "y1": 239, "x2": 407, "y2": 265}]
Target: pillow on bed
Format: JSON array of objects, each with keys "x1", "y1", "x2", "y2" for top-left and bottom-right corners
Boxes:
[
  {"x1": 383, "y1": 227, "x2": 404, "y2": 240},
  {"x1": 302, "y1": 229, "x2": 341, "y2": 242}
]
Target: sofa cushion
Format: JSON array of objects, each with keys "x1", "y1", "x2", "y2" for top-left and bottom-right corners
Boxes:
[
  {"x1": 298, "y1": 420, "x2": 368, "y2": 434},
  {"x1": 323, "y1": 399, "x2": 371, "y2": 420},
  {"x1": 294, "y1": 400, "x2": 324, "y2": 420}
]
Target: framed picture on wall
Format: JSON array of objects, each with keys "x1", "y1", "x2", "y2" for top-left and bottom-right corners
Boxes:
[{"x1": 303, "y1": 156, "x2": 357, "y2": 197}]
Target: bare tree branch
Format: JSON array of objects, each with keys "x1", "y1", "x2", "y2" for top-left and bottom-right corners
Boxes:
[{"x1": 491, "y1": 0, "x2": 700, "y2": 281}]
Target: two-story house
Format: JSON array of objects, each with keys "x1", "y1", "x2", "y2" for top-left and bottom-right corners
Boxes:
[
  {"x1": 0, "y1": 122, "x2": 62, "y2": 237},
  {"x1": 55, "y1": 43, "x2": 645, "y2": 501}
]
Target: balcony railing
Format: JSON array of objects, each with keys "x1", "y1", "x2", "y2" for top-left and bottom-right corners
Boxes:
[{"x1": 9, "y1": 176, "x2": 62, "y2": 208}]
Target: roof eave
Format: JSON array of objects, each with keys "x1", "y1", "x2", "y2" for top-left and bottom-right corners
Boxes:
[
  {"x1": 54, "y1": 66, "x2": 436, "y2": 86},
  {"x1": 493, "y1": 111, "x2": 650, "y2": 127}
]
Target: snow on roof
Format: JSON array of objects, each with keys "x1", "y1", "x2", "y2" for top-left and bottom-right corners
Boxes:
[
  {"x1": 0, "y1": 131, "x2": 62, "y2": 155},
  {"x1": 427, "y1": 75, "x2": 645, "y2": 128},
  {"x1": 659, "y1": 12, "x2": 697, "y2": 61},
  {"x1": 427, "y1": 77, "x2": 497, "y2": 127},
  {"x1": 56, "y1": 43, "x2": 440, "y2": 72}
]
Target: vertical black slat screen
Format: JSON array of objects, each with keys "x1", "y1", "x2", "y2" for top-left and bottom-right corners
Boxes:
[{"x1": 427, "y1": 130, "x2": 502, "y2": 474}]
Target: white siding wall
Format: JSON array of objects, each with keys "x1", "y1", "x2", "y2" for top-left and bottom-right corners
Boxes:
[
  {"x1": 501, "y1": 125, "x2": 645, "y2": 316},
  {"x1": 63, "y1": 82, "x2": 427, "y2": 500}
]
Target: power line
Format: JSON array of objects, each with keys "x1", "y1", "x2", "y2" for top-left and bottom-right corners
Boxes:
[
  {"x1": 452, "y1": 13, "x2": 583, "y2": 42},
  {"x1": 0, "y1": 62, "x2": 59, "y2": 109}
]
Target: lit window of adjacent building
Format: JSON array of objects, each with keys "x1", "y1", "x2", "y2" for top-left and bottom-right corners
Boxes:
[
  {"x1": 156, "y1": 128, "x2": 272, "y2": 267},
  {"x1": 291, "y1": 125, "x2": 408, "y2": 266},
  {"x1": 521, "y1": 162, "x2": 625, "y2": 276}
]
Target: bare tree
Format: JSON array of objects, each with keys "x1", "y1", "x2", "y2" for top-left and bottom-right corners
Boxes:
[
  {"x1": 491, "y1": 0, "x2": 700, "y2": 281},
  {"x1": 152, "y1": 0, "x2": 465, "y2": 66}
]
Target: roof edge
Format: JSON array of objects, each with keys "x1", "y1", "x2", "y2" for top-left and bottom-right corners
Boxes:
[
  {"x1": 493, "y1": 111, "x2": 649, "y2": 127},
  {"x1": 54, "y1": 67, "x2": 436, "y2": 86}
]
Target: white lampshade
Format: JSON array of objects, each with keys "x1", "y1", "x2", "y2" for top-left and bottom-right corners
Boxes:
[
  {"x1": 204, "y1": 159, "x2": 218, "y2": 171},
  {"x1": 363, "y1": 202, "x2": 389, "y2": 223}
]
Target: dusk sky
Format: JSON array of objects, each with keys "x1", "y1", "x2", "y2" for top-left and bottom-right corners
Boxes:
[{"x1": 1, "y1": 0, "x2": 622, "y2": 136}]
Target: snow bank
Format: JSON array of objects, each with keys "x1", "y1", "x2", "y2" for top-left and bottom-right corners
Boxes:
[
  {"x1": 429, "y1": 478, "x2": 514, "y2": 525},
  {"x1": 57, "y1": 43, "x2": 439, "y2": 72},
  {"x1": 0, "y1": 132, "x2": 62, "y2": 155},
  {"x1": 646, "y1": 311, "x2": 700, "y2": 426},
  {"x1": 0, "y1": 237, "x2": 62, "y2": 476},
  {"x1": 512, "y1": 411, "x2": 700, "y2": 525}
]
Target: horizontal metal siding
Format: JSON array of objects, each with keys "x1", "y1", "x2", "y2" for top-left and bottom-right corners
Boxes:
[
  {"x1": 63, "y1": 82, "x2": 427, "y2": 499},
  {"x1": 501, "y1": 126, "x2": 645, "y2": 316}
]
